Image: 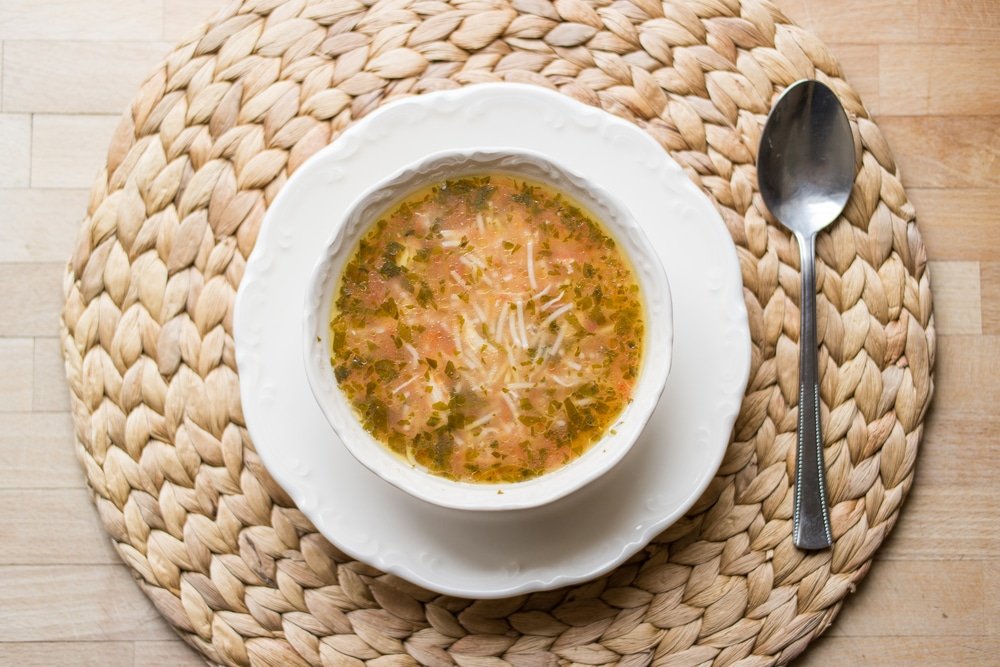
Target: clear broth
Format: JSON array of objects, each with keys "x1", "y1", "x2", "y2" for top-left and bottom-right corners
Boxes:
[{"x1": 330, "y1": 174, "x2": 644, "y2": 483}]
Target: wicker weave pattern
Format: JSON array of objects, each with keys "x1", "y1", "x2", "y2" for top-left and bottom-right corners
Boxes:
[{"x1": 59, "y1": 0, "x2": 934, "y2": 664}]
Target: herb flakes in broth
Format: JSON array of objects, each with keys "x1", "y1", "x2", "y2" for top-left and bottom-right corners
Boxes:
[{"x1": 330, "y1": 174, "x2": 644, "y2": 483}]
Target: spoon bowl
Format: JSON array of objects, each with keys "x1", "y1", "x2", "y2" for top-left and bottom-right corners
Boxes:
[
  {"x1": 759, "y1": 80, "x2": 855, "y2": 236},
  {"x1": 757, "y1": 79, "x2": 856, "y2": 550}
]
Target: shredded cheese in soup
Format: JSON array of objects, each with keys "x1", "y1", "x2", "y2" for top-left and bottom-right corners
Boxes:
[{"x1": 330, "y1": 174, "x2": 644, "y2": 483}]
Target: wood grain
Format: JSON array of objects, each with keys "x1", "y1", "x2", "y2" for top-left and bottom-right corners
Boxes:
[
  {"x1": 934, "y1": 335, "x2": 1000, "y2": 419},
  {"x1": 0, "y1": 489, "x2": 120, "y2": 564},
  {"x1": 0, "y1": 413, "x2": 82, "y2": 489},
  {"x1": 0, "y1": 1, "x2": 162, "y2": 41},
  {"x1": 0, "y1": 263, "x2": 65, "y2": 336},
  {"x1": 803, "y1": 0, "x2": 920, "y2": 43},
  {"x1": 0, "y1": 189, "x2": 88, "y2": 262},
  {"x1": 917, "y1": 413, "x2": 1000, "y2": 487},
  {"x1": 908, "y1": 189, "x2": 1000, "y2": 262},
  {"x1": 878, "y1": 116, "x2": 1000, "y2": 189},
  {"x1": 0, "y1": 339, "x2": 34, "y2": 412},
  {"x1": 0, "y1": 566, "x2": 178, "y2": 642},
  {"x1": 881, "y1": 486, "x2": 1000, "y2": 559},
  {"x1": 163, "y1": 0, "x2": 225, "y2": 41},
  {"x1": 987, "y1": 561, "x2": 1000, "y2": 638},
  {"x1": 33, "y1": 338, "x2": 72, "y2": 412},
  {"x1": 3, "y1": 40, "x2": 171, "y2": 113},
  {"x1": 30, "y1": 115, "x2": 121, "y2": 188},
  {"x1": 826, "y1": 561, "x2": 986, "y2": 637},
  {"x1": 0, "y1": 642, "x2": 134, "y2": 667},
  {"x1": 798, "y1": 636, "x2": 1000, "y2": 667},
  {"x1": 927, "y1": 261, "x2": 982, "y2": 335},
  {"x1": 134, "y1": 640, "x2": 206, "y2": 667},
  {"x1": 918, "y1": 0, "x2": 1000, "y2": 44},
  {"x1": 879, "y1": 45, "x2": 1000, "y2": 115},
  {"x1": 0, "y1": 114, "x2": 31, "y2": 188},
  {"x1": 0, "y1": 0, "x2": 996, "y2": 665},
  {"x1": 981, "y1": 262, "x2": 1000, "y2": 334}
]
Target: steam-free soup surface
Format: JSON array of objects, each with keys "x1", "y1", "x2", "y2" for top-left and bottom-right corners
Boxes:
[{"x1": 330, "y1": 174, "x2": 644, "y2": 483}]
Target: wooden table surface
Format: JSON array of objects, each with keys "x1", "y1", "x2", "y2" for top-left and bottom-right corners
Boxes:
[{"x1": 1, "y1": 1, "x2": 997, "y2": 665}]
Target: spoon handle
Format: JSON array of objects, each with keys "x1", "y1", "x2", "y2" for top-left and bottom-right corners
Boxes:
[{"x1": 793, "y1": 232, "x2": 833, "y2": 550}]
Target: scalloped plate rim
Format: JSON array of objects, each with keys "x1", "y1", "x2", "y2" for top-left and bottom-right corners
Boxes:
[{"x1": 233, "y1": 83, "x2": 751, "y2": 599}]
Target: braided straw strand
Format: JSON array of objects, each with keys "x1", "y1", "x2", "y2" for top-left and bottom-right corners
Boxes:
[{"x1": 60, "y1": 0, "x2": 934, "y2": 665}]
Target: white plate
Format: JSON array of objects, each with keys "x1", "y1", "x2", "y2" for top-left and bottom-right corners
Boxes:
[{"x1": 234, "y1": 83, "x2": 751, "y2": 599}]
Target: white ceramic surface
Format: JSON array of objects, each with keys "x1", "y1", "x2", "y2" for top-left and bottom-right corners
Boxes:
[
  {"x1": 304, "y1": 148, "x2": 673, "y2": 511},
  {"x1": 234, "y1": 83, "x2": 751, "y2": 599}
]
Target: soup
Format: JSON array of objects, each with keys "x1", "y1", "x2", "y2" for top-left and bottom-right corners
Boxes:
[{"x1": 329, "y1": 174, "x2": 644, "y2": 483}]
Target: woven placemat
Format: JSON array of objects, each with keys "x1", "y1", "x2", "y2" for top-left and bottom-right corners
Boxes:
[{"x1": 60, "y1": 0, "x2": 935, "y2": 664}]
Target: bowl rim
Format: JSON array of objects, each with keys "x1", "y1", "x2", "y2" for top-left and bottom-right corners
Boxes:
[{"x1": 303, "y1": 146, "x2": 673, "y2": 511}]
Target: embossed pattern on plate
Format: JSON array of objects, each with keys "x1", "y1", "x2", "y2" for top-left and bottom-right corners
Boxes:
[{"x1": 233, "y1": 83, "x2": 751, "y2": 599}]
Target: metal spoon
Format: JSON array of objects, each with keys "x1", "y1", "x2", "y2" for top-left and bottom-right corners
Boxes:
[{"x1": 757, "y1": 79, "x2": 855, "y2": 550}]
